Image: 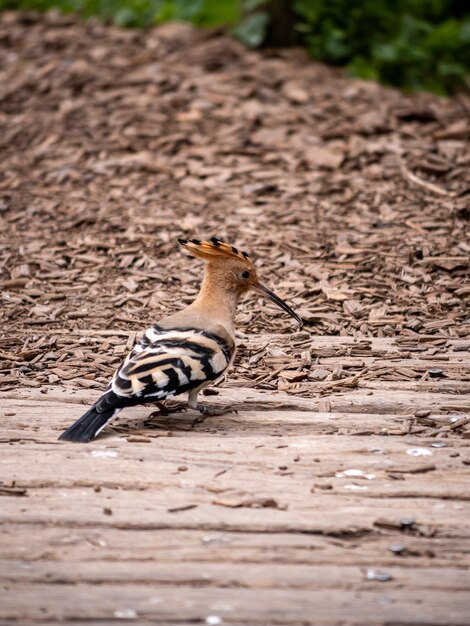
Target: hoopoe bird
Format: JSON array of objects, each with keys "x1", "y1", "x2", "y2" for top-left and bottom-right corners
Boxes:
[{"x1": 59, "y1": 237, "x2": 302, "y2": 442}]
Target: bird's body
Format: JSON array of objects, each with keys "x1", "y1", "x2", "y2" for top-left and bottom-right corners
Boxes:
[{"x1": 59, "y1": 238, "x2": 301, "y2": 442}]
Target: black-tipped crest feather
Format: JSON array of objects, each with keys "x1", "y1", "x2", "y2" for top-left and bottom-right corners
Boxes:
[{"x1": 179, "y1": 237, "x2": 252, "y2": 264}]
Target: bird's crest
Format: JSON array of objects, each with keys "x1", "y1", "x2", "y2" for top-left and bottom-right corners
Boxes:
[{"x1": 178, "y1": 237, "x2": 253, "y2": 266}]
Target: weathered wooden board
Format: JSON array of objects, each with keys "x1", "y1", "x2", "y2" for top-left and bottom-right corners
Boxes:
[
  {"x1": 0, "y1": 340, "x2": 469, "y2": 625},
  {"x1": 1, "y1": 525, "x2": 469, "y2": 568},
  {"x1": 1, "y1": 582, "x2": 469, "y2": 625}
]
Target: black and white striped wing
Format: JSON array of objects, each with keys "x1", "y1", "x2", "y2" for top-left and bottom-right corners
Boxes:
[{"x1": 110, "y1": 325, "x2": 233, "y2": 403}]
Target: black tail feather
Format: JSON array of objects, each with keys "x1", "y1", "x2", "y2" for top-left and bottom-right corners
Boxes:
[{"x1": 59, "y1": 392, "x2": 121, "y2": 442}]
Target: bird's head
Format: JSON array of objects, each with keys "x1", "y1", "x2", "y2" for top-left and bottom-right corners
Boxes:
[{"x1": 178, "y1": 237, "x2": 302, "y2": 327}]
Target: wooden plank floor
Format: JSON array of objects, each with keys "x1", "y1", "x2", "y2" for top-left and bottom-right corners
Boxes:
[{"x1": 1, "y1": 335, "x2": 469, "y2": 625}]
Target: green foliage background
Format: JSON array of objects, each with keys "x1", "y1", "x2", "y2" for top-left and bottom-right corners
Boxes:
[
  {"x1": 291, "y1": 0, "x2": 470, "y2": 94},
  {"x1": 0, "y1": 0, "x2": 240, "y2": 27},
  {"x1": 1, "y1": 0, "x2": 469, "y2": 94}
]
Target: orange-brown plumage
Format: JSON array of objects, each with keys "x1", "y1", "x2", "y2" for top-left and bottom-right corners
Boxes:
[{"x1": 178, "y1": 237, "x2": 301, "y2": 334}]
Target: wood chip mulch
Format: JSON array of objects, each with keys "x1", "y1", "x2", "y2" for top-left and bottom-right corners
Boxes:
[{"x1": 0, "y1": 11, "x2": 469, "y2": 395}]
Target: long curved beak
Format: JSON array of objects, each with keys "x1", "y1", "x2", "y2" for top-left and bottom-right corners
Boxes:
[{"x1": 256, "y1": 283, "x2": 303, "y2": 328}]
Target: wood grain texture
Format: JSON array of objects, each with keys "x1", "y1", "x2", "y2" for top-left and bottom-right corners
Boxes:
[{"x1": 1, "y1": 340, "x2": 469, "y2": 625}]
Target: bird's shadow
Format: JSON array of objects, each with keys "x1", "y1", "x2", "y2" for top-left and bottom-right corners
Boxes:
[
  {"x1": 107, "y1": 402, "x2": 234, "y2": 437},
  {"x1": 95, "y1": 401, "x2": 310, "y2": 441}
]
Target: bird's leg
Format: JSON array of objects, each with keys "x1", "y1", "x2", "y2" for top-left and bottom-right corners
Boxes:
[
  {"x1": 188, "y1": 389, "x2": 235, "y2": 427},
  {"x1": 188, "y1": 389, "x2": 209, "y2": 427}
]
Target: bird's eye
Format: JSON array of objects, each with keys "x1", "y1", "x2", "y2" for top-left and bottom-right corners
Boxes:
[{"x1": 241, "y1": 271, "x2": 250, "y2": 280}]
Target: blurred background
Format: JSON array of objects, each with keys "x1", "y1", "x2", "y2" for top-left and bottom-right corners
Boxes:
[{"x1": 1, "y1": 0, "x2": 469, "y2": 94}]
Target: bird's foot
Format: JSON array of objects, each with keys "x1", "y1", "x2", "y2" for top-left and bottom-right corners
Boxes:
[
  {"x1": 148, "y1": 401, "x2": 186, "y2": 419},
  {"x1": 191, "y1": 404, "x2": 237, "y2": 428}
]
